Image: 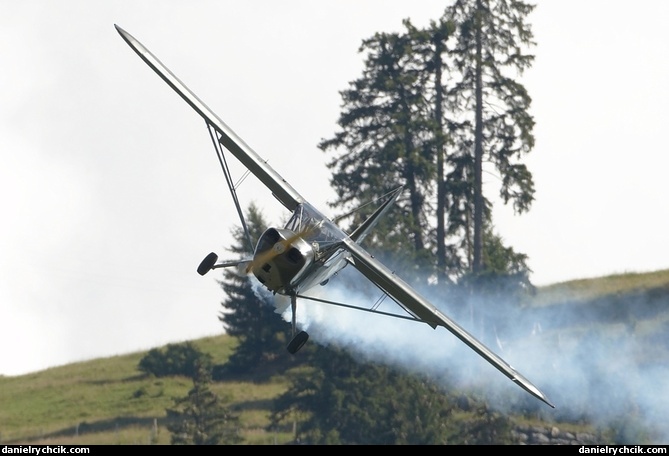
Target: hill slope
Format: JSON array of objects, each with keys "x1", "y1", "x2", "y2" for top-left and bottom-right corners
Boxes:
[
  {"x1": 2, "y1": 269, "x2": 668, "y2": 444},
  {"x1": 0, "y1": 335, "x2": 303, "y2": 444}
]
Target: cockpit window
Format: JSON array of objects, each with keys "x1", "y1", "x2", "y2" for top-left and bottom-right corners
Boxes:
[{"x1": 284, "y1": 203, "x2": 346, "y2": 246}]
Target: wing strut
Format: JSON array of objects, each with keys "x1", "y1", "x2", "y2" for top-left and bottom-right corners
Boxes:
[
  {"x1": 206, "y1": 123, "x2": 254, "y2": 253},
  {"x1": 114, "y1": 24, "x2": 305, "y2": 213}
]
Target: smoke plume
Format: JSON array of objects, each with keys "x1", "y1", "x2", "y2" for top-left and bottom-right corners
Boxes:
[{"x1": 276, "y1": 267, "x2": 669, "y2": 444}]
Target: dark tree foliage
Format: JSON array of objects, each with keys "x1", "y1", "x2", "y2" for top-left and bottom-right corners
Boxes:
[
  {"x1": 403, "y1": 18, "x2": 460, "y2": 283},
  {"x1": 218, "y1": 203, "x2": 292, "y2": 373},
  {"x1": 460, "y1": 224, "x2": 533, "y2": 299},
  {"x1": 270, "y1": 346, "x2": 458, "y2": 444},
  {"x1": 320, "y1": 1, "x2": 537, "y2": 285},
  {"x1": 445, "y1": 0, "x2": 537, "y2": 273},
  {"x1": 138, "y1": 342, "x2": 213, "y2": 379},
  {"x1": 166, "y1": 365, "x2": 243, "y2": 445},
  {"x1": 319, "y1": 25, "x2": 438, "y2": 283}
]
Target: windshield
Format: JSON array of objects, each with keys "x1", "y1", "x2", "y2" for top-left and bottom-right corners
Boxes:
[{"x1": 284, "y1": 203, "x2": 347, "y2": 246}]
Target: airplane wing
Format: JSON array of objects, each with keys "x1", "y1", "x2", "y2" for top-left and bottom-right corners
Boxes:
[
  {"x1": 116, "y1": 24, "x2": 553, "y2": 408},
  {"x1": 342, "y1": 237, "x2": 555, "y2": 408},
  {"x1": 115, "y1": 25, "x2": 305, "y2": 212}
]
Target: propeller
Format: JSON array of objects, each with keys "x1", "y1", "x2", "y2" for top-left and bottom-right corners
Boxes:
[
  {"x1": 197, "y1": 224, "x2": 318, "y2": 278},
  {"x1": 244, "y1": 224, "x2": 318, "y2": 275}
]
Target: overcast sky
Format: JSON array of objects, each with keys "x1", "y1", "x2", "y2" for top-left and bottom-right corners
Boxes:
[{"x1": 2, "y1": 1, "x2": 669, "y2": 377}]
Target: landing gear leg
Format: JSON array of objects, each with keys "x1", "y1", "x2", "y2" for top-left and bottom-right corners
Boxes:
[{"x1": 287, "y1": 294, "x2": 309, "y2": 354}]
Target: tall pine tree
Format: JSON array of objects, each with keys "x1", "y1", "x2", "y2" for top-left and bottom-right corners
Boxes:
[
  {"x1": 445, "y1": 0, "x2": 536, "y2": 274},
  {"x1": 320, "y1": 4, "x2": 536, "y2": 284},
  {"x1": 319, "y1": 25, "x2": 438, "y2": 282}
]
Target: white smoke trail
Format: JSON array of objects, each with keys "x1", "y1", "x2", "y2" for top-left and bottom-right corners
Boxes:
[{"x1": 273, "y1": 267, "x2": 669, "y2": 443}]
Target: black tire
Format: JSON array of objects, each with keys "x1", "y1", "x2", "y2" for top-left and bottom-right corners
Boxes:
[
  {"x1": 287, "y1": 331, "x2": 309, "y2": 354},
  {"x1": 197, "y1": 252, "x2": 218, "y2": 276}
]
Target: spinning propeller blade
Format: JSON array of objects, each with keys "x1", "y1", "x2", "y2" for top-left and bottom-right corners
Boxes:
[{"x1": 245, "y1": 225, "x2": 317, "y2": 275}]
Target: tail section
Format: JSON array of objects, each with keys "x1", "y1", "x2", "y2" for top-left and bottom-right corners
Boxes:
[{"x1": 348, "y1": 186, "x2": 403, "y2": 244}]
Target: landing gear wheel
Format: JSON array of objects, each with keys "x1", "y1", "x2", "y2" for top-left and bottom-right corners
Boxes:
[
  {"x1": 197, "y1": 252, "x2": 218, "y2": 276},
  {"x1": 287, "y1": 331, "x2": 309, "y2": 354}
]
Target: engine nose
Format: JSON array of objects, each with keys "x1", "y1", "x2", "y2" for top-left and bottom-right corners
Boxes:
[
  {"x1": 251, "y1": 227, "x2": 313, "y2": 294},
  {"x1": 272, "y1": 242, "x2": 286, "y2": 255}
]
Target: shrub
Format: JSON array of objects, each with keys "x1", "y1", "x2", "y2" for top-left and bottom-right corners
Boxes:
[{"x1": 138, "y1": 342, "x2": 213, "y2": 378}]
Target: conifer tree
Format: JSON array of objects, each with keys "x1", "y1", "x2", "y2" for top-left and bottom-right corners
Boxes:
[
  {"x1": 321, "y1": 3, "x2": 536, "y2": 283},
  {"x1": 166, "y1": 365, "x2": 242, "y2": 445},
  {"x1": 445, "y1": 0, "x2": 536, "y2": 274},
  {"x1": 319, "y1": 26, "x2": 437, "y2": 281}
]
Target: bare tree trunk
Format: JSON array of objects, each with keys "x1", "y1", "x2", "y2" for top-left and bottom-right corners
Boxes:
[
  {"x1": 472, "y1": 0, "x2": 484, "y2": 274},
  {"x1": 434, "y1": 34, "x2": 447, "y2": 283}
]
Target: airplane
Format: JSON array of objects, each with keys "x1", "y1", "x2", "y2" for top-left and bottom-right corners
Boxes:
[{"x1": 115, "y1": 24, "x2": 554, "y2": 409}]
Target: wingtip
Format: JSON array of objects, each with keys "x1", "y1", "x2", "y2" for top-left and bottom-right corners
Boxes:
[
  {"x1": 114, "y1": 24, "x2": 125, "y2": 38},
  {"x1": 114, "y1": 24, "x2": 130, "y2": 40},
  {"x1": 535, "y1": 388, "x2": 556, "y2": 409},
  {"x1": 524, "y1": 381, "x2": 556, "y2": 409},
  {"x1": 114, "y1": 24, "x2": 141, "y2": 53},
  {"x1": 546, "y1": 398, "x2": 556, "y2": 409},
  {"x1": 540, "y1": 395, "x2": 556, "y2": 409}
]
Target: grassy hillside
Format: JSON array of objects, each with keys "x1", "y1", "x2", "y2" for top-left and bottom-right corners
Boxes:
[
  {"x1": 2, "y1": 269, "x2": 668, "y2": 444},
  {"x1": 0, "y1": 335, "x2": 301, "y2": 445},
  {"x1": 532, "y1": 269, "x2": 669, "y2": 306},
  {"x1": 528, "y1": 269, "x2": 669, "y2": 353}
]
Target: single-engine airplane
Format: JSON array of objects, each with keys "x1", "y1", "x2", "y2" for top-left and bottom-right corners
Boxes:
[{"x1": 115, "y1": 24, "x2": 554, "y2": 408}]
